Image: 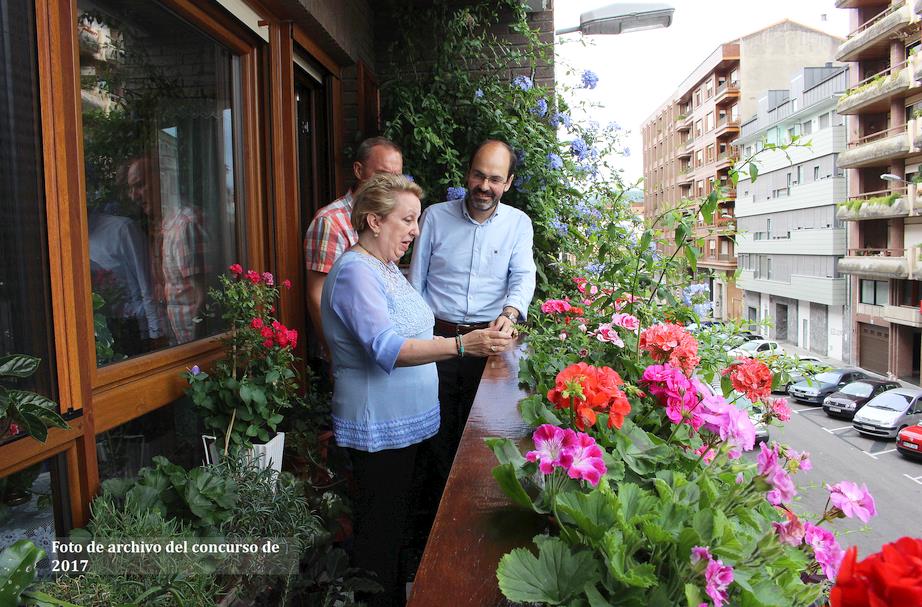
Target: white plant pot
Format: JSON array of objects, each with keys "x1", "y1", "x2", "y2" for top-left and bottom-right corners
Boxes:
[{"x1": 201, "y1": 432, "x2": 286, "y2": 474}]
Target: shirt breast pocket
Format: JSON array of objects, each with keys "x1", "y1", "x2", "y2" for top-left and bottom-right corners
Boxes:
[{"x1": 489, "y1": 248, "x2": 511, "y2": 280}]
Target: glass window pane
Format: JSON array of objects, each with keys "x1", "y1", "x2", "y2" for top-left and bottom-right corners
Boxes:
[
  {"x1": 860, "y1": 280, "x2": 874, "y2": 304},
  {"x1": 79, "y1": 0, "x2": 244, "y2": 365},
  {"x1": 0, "y1": 0, "x2": 57, "y2": 411},
  {"x1": 877, "y1": 280, "x2": 889, "y2": 306},
  {"x1": 96, "y1": 396, "x2": 203, "y2": 482}
]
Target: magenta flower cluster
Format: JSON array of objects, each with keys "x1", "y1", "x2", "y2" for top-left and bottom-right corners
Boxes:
[
  {"x1": 804, "y1": 522, "x2": 846, "y2": 581},
  {"x1": 757, "y1": 442, "x2": 796, "y2": 505},
  {"x1": 827, "y1": 480, "x2": 877, "y2": 524},
  {"x1": 525, "y1": 424, "x2": 607, "y2": 486},
  {"x1": 641, "y1": 364, "x2": 703, "y2": 429},
  {"x1": 690, "y1": 546, "x2": 734, "y2": 607}
]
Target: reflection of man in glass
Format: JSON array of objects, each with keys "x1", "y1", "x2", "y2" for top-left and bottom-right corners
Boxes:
[
  {"x1": 87, "y1": 160, "x2": 165, "y2": 356},
  {"x1": 126, "y1": 157, "x2": 206, "y2": 346}
]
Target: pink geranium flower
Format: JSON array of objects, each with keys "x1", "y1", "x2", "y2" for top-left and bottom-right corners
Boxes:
[
  {"x1": 772, "y1": 509, "x2": 806, "y2": 546},
  {"x1": 610, "y1": 312, "x2": 640, "y2": 332},
  {"x1": 769, "y1": 397, "x2": 792, "y2": 422},
  {"x1": 704, "y1": 558, "x2": 734, "y2": 607},
  {"x1": 526, "y1": 424, "x2": 576, "y2": 474},
  {"x1": 804, "y1": 522, "x2": 845, "y2": 581},
  {"x1": 757, "y1": 442, "x2": 796, "y2": 505},
  {"x1": 690, "y1": 546, "x2": 712, "y2": 565},
  {"x1": 566, "y1": 432, "x2": 607, "y2": 485},
  {"x1": 541, "y1": 299, "x2": 572, "y2": 314},
  {"x1": 595, "y1": 323, "x2": 624, "y2": 347},
  {"x1": 827, "y1": 481, "x2": 877, "y2": 523}
]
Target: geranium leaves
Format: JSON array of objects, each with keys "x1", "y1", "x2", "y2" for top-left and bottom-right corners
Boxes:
[{"x1": 497, "y1": 535, "x2": 600, "y2": 604}]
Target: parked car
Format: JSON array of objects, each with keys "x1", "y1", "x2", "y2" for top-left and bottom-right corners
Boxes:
[
  {"x1": 897, "y1": 424, "x2": 922, "y2": 459},
  {"x1": 727, "y1": 340, "x2": 783, "y2": 358},
  {"x1": 763, "y1": 354, "x2": 828, "y2": 394},
  {"x1": 822, "y1": 379, "x2": 901, "y2": 419},
  {"x1": 696, "y1": 379, "x2": 769, "y2": 444},
  {"x1": 852, "y1": 387, "x2": 922, "y2": 439},
  {"x1": 788, "y1": 368, "x2": 870, "y2": 404}
]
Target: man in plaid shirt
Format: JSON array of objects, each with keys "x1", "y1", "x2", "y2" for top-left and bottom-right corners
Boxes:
[{"x1": 304, "y1": 137, "x2": 403, "y2": 351}]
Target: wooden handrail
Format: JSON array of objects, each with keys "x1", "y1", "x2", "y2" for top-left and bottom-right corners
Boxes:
[
  {"x1": 848, "y1": 124, "x2": 907, "y2": 147},
  {"x1": 408, "y1": 345, "x2": 544, "y2": 606},
  {"x1": 847, "y1": 1, "x2": 903, "y2": 39},
  {"x1": 847, "y1": 247, "x2": 906, "y2": 257}
]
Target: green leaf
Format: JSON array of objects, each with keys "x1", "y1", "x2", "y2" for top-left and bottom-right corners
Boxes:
[
  {"x1": 555, "y1": 486, "x2": 617, "y2": 542},
  {"x1": 720, "y1": 374, "x2": 733, "y2": 398},
  {"x1": 584, "y1": 583, "x2": 614, "y2": 607},
  {"x1": 749, "y1": 162, "x2": 759, "y2": 182},
  {"x1": 484, "y1": 437, "x2": 527, "y2": 469},
  {"x1": 497, "y1": 535, "x2": 600, "y2": 605},
  {"x1": 683, "y1": 244, "x2": 698, "y2": 273},
  {"x1": 0, "y1": 539, "x2": 44, "y2": 605},
  {"x1": 491, "y1": 463, "x2": 540, "y2": 512},
  {"x1": 239, "y1": 383, "x2": 253, "y2": 404},
  {"x1": 684, "y1": 583, "x2": 704, "y2": 607},
  {"x1": 602, "y1": 530, "x2": 658, "y2": 588},
  {"x1": 0, "y1": 354, "x2": 40, "y2": 378}
]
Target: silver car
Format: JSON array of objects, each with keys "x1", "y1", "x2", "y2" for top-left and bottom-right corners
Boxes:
[{"x1": 852, "y1": 387, "x2": 922, "y2": 439}]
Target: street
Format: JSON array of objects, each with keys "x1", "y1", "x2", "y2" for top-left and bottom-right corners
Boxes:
[{"x1": 768, "y1": 394, "x2": 922, "y2": 558}]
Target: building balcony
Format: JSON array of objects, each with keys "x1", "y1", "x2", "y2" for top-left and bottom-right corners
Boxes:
[
  {"x1": 836, "y1": 122, "x2": 917, "y2": 169},
  {"x1": 677, "y1": 171, "x2": 694, "y2": 186},
  {"x1": 837, "y1": 0, "x2": 908, "y2": 7},
  {"x1": 737, "y1": 270, "x2": 847, "y2": 307},
  {"x1": 836, "y1": 186, "x2": 919, "y2": 220},
  {"x1": 836, "y1": 1, "x2": 917, "y2": 63},
  {"x1": 736, "y1": 227, "x2": 846, "y2": 256},
  {"x1": 737, "y1": 178, "x2": 847, "y2": 218},
  {"x1": 715, "y1": 81, "x2": 740, "y2": 106},
  {"x1": 837, "y1": 247, "x2": 922, "y2": 279},
  {"x1": 883, "y1": 304, "x2": 922, "y2": 327},
  {"x1": 676, "y1": 115, "x2": 691, "y2": 132},
  {"x1": 715, "y1": 116, "x2": 740, "y2": 138},
  {"x1": 715, "y1": 153, "x2": 735, "y2": 170},
  {"x1": 677, "y1": 146, "x2": 692, "y2": 159},
  {"x1": 836, "y1": 59, "x2": 915, "y2": 115}
]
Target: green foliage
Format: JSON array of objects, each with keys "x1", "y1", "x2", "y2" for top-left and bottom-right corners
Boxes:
[
  {"x1": 497, "y1": 535, "x2": 600, "y2": 604},
  {"x1": 0, "y1": 539, "x2": 45, "y2": 607},
  {"x1": 98, "y1": 456, "x2": 238, "y2": 534},
  {"x1": 381, "y1": 0, "x2": 629, "y2": 293},
  {"x1": 0, "y1": 355, "x2": 69, "y2": 443},
  {"x1": 837, "y1": 192, "x2": 900, "y2": 213}
]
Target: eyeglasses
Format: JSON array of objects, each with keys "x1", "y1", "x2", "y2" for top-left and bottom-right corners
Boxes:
[{"x1": 470, "y1": 170, "x2": 508, "y2": 186}]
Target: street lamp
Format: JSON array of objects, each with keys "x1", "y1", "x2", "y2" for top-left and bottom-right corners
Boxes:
[
  {"x1": 881, "y1": 173, "x2": 909, "y2": 183},
  {"x1": 556, "y1": 3, "x2": 675, "y2": 36}
]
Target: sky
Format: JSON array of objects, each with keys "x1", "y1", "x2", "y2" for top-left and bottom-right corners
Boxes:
[{"x1": 553, "y1": 1, "x2": 850, "y2": 187}]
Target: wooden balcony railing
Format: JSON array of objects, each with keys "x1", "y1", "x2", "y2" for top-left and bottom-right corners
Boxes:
[
  {"x1": 408, "y1": 346, "x2": 544, "y2": 606},
  {"x1": 847, "y1": 124, "x2": 907, "y2": 148},
  {"x1": 846, "y1": 247, "x2": 906, "y2": 257},
  {"x1": 846, "y1": 1, "x2": 903, "y2": 39},
  {"x1": 846, "y1": 186, "x2": 908, "y2": 202}
]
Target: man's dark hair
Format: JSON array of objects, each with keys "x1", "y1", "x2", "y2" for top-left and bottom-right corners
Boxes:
[
  {"x1": 355, "y1": 137, "x2": 402, "y2": 163},
  {"x1": 468, "y1": 139, "x2": 517, "y2": 177}
]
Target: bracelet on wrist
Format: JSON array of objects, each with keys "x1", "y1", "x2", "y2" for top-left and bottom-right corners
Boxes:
[{"x1": 455, "y1": 334, "x2": 464, "y2": 358}]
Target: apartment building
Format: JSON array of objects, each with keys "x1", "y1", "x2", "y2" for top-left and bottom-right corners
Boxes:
[
  {"x1": 834, "y1": 0, "x2": 922, "y2": 382},
  {"x1": 734, "y1": 65, "x2": 849, "y2": 360},
  {"x1": 642, "y1": 21, "x2": 843, "y2": 320}
]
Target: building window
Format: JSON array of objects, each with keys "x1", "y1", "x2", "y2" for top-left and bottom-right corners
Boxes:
[
  {"x1": 695, "y1": 90, "x2": 701, "y2": 107},
  {"x1": 796, "y1": 165, "x2": 803, "y2": 185},
  {"x1": 705, "y1": 79, "x2": 714, "y2": 98},
  {"x1": 818, "y1": 113, "x2": 830, "y2": 129},
  {"x1": 860, "y1": 279, "x2": 890, "y2": 305},
  {"x1": 705, "y1": 112, "x2": 714, "y2": 132},
  {"x1": 79, "y1": 1, "x2": 246, "y2": 365},
  {"x1": 787, "y1": 126, "x2": 797, "y2": 142},
  {"x1": 695, "y1": 119, "x2": 703, "y2": 137},
  {"x1": 814, "y1": 166, "x2": 820, "y2": 180},
  {"x1": 730, "y1": 104, "x2": 738, "y2": 122},
  {"x1": 802, "y1": 120, "x2": 813, "y2": 135},
  {"x1": 767, "y1": 258, "x2": 772, "y2": 280}
]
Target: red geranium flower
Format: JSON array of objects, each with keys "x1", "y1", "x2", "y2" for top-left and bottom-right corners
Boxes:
[
  {"x1": 724, "y1": 358, "x2": 773, "y2": 402},
  {"x1": 245, "y1": 270, "x2": 261, "y2": 284},
  {"x1": 547, "y1": 362, "x2": 632, "y2": 430},
  {"x1": 830, "y1": 537, "x2": 922, "y2": 607},
  {"x1": 229, "y1": 263, "x2": 243, "y2": 276},
  {"x1": 639, "y1": 323, "x2": 701, "y2": 375}
]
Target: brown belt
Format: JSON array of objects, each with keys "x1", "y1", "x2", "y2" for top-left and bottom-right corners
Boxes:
[{"x1": 434, "y1": 318, "x2": 490, "y2": 336}]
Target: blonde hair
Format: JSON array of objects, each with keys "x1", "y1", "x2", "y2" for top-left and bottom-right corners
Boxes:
[{"x1": 351, "y1": 173, "x2": 424, "y2": 233}]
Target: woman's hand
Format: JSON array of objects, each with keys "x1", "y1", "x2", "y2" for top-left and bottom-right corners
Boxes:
[{"x1": 461, "y1": 329, "x2": 514, "y2": 357}]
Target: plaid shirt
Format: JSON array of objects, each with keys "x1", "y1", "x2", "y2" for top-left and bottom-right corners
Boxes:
[
  {"x1": 162, "y1": 206, "x2": 206, "y2": 344},
  {"x1": 304, "y1": 191, "x2": 358, "y2": 274}
]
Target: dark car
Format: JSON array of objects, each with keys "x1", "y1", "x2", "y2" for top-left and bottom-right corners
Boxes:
[
  {"x1": 788, "y1": 368, "x2": 871, "y2": 404},
  {"x1": 823, "y1": 379, "x2": 901, "y2": 419}
]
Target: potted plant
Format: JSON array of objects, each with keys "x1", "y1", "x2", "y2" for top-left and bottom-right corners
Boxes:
[
  {"x1": 0, "y1": 354, "x2": 69, "y2": 443},
  {"x1": 185, "y1": 265, "x2": 298, "y2": 471}
]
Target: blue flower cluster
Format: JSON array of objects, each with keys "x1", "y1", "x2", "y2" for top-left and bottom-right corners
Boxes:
[
  {"x1": 549, "y1": 112, "x2": 572, "y2": 129},
  {"x1": 404, "y1": 174, "x2": 415, "y2": 182},
  {"x1": 549, "y1": 215, "x2": 568, "y2": 237},
  {"x1": 474, "y1": 88, "x2": 484, "y2": 99},
  {"x1": 512, "y1": 75, "x2": 533, "y2": 91},
  {"x1": 574, "y1": 200, "x2": 602, "y2": 221},
  {"x1": 546, "y1": 153, "x2": 563, "y2": 170},
  {"x1": 446, "y1": 186, "x2": 467, "y2": 200},
  {"x1": 570, "y1": 137, "x2": 588, "y2": 160},
  {"x1": 531, "y1": 98, "x2": 548, "y2": 117},
  {"x1": 515, "y1": 148, "x2": 526, "y2": 166},
  {"x1": 682, "y1": 283, "x2": 712, "y2": 316},
  {"x1": 580, "y1": 70, "x2": 599, "y2": 89},
  {"x1": 584, "y1": 262, "x2": 603, "y2": 274}
]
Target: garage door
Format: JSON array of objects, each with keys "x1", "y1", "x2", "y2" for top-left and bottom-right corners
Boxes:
[{"x1": 859, "y1": 323, "x2": 889, "y2": 375}]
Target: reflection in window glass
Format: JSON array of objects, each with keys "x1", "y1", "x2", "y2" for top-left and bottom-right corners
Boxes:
[
  {"x1": 0, "y1": 456, "x2": 70, "y2": 575},
  {"x1": 0, "y1": 0, "x2": 57, "y2": 402},
  {"x1": 96, "y1": 397, "x2": 203, "y2": 482},
  {"x1": 78, "y1": 1, "x2": 244, "y2": 365}
]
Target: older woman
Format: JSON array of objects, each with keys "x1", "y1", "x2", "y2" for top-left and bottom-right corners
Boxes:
[{"x1": 320, "y1": 173, "x2": 512, "y2": 606}]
